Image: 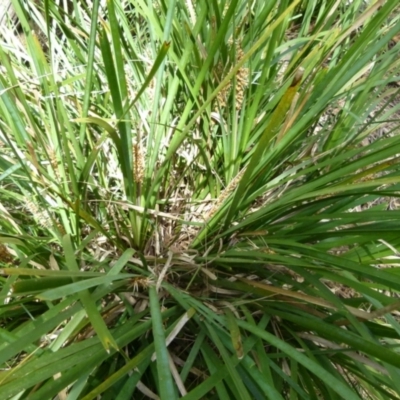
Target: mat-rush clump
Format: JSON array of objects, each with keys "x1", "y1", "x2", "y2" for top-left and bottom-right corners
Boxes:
[{"x1": 1, "y1": 1, "x2": 400, "y2": 399}]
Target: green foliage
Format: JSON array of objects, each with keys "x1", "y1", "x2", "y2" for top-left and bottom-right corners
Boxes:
[{"x1": 1, "y1": 0, "x2": 400, "y2": 398}]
